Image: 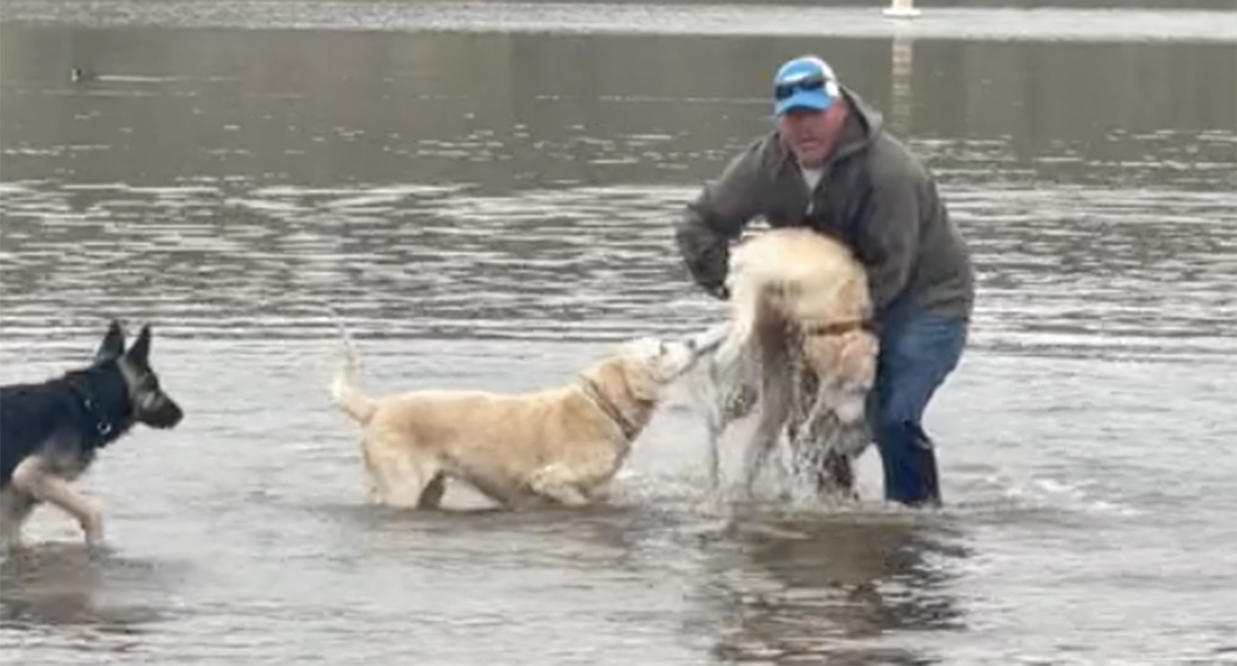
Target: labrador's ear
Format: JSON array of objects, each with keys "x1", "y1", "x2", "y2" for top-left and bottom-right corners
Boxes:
[
  {"x1": 94, "y1": 320, "x2": 126, "y2": 363},
  {"x1": 836, "y1": 332, "x2": 878, "y2": 388}
]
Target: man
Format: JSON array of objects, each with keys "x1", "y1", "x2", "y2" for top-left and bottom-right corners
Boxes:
[{"x1": 675, "y1": 55, "x2": 974, "y2": 506}]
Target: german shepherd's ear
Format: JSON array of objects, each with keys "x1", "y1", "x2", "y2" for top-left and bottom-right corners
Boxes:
[
  {"x1": 127, "y1": 324, "x2": 152, "y2": 365},
  {"x1": 94, "y1": 319, "x2": 126, "y2": 363}
]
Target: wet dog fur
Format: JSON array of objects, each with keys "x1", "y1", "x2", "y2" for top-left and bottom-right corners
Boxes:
[
  {"x1": 1, "y1": 321, "x2": 184, "y2": 549},
  {"x1": 330, "y1": 333, "x2": 712, "y2": 510},
  {"x1": 707, "y1": 228, "x2": 879, "y2": 499}
]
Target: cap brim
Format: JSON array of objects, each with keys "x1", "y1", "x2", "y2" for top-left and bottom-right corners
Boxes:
[{"x1": 775, "y1": 89, "x2": 833, "y2": 116}]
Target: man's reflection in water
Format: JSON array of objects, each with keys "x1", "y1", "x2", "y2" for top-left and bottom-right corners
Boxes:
[{"x1": 692, "y1": 515, "x2": 968, "y2": 664}]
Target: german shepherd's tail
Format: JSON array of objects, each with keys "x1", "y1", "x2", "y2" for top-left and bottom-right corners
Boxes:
[{"x1": 326, "y1": 310, "x2": 376, "y2": 425}]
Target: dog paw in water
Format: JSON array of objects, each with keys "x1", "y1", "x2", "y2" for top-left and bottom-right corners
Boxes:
[
  {"x1": 86, "y1": 539, "x2": 115, "y2": 560},
  {"x1": 82, "y1": 509, "x2": 105, "y2": 547}
]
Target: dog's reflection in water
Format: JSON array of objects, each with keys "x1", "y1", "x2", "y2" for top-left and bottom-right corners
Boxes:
[{"x1": 1, "y1": 543, "x2": 172, "y2": 631}]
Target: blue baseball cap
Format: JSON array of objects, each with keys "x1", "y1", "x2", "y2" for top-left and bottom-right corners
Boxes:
[{"x1": 773, "y1": 56, "x2": 841, "y2": 116}]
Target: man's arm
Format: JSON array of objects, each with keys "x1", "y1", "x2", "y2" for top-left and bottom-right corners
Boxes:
[
  {"x1": 856, "y1": 173, "x2": 922, "y2": 319},
  {"x1": 675, "y1": 140, "x2": 767, "y2": 298}
]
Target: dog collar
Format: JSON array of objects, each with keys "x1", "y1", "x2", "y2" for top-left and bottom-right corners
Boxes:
[
  {"x1": 803, "y1": 319, "x2": 869, "y2": 337},
  {"x1": 577, "y1": 376, "x2": 642, "y2": 441}
]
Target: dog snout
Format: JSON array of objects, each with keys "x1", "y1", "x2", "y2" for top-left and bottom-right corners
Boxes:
[{"x1": 145, "y1": 395, "x2": 184, "y2": 429}]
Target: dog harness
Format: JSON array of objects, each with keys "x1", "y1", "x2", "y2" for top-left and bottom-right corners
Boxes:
[{"x1": 66, "y1": 379, "x2": 116, "y2": 440}]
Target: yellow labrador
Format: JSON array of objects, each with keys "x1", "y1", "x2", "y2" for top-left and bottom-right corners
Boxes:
[
  {"x1": 330, "y1": 334, "x2": 716, "y2": 509},
  {"x1": 710, "y1": 228, "x2": 879, "y2": 497}
]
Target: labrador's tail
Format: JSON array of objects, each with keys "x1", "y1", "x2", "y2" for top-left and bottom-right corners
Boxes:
[{"x1": 325, "y1": 307, "x2": 376, "y2": 425}]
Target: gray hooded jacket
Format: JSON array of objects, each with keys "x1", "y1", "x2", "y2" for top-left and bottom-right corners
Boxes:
[{"x1": 675, "y1": 88, "x2": 974, "y2": 325}]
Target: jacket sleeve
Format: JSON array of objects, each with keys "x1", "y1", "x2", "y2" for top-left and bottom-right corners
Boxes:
[
  {"x1": 855, "y1": 172, "x2": 922, "y2": 319},
  {"x1": 675, "y1": 142, "x2": 767, "y2": 297}
]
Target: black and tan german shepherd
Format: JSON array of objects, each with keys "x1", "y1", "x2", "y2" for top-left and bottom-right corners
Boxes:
[{"x1": 0, "y1": 321, "x2": 183, "y2": 549}]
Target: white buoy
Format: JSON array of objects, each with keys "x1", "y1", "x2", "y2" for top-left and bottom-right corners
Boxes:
[{"x1": 883, "y1": 0, "x2": 921, "y2": 18}]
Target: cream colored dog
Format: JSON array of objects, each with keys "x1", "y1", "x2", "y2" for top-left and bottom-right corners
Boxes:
[
  {"x1": 709, "y1": 228, "x2": 879, "y2": 497},
  {"x1": 330, "y1": 334, "x2": 712, "y2": 510}
]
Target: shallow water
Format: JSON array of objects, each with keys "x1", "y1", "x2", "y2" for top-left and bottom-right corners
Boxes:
[{"x1": 2, "y1": 2, "x2": 1236, "y2": 664}]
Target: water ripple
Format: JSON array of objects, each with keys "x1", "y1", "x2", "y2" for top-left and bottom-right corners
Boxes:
[{"x1": 2, "y1": 177, "x2": 1233, "y2": 362}]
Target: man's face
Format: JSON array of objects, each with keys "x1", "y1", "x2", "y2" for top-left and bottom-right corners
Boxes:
[{"x1": 777, "y1": 101, "x2": 848, "y2": 168}]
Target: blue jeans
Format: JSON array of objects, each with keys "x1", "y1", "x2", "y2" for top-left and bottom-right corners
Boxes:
[{"x1": 868, "y1": 313, "x2": 968, "y2": 506}]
